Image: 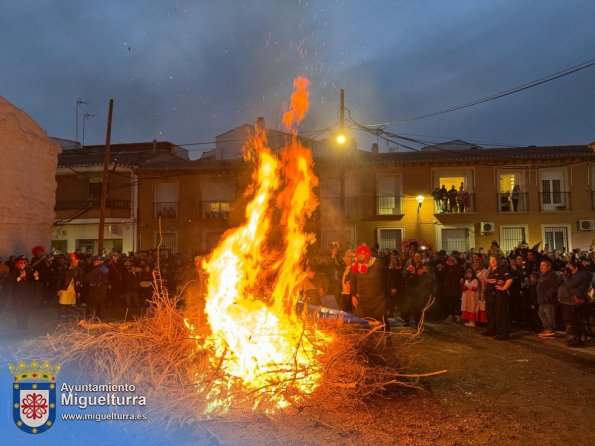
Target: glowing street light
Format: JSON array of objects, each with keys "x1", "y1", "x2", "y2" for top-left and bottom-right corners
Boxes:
[
  {"x1": 336, "y1": 133, "x2": 346, "y2": 145},
  {"x1": 416, "y1": 195, "x2": 425, "y2": 213}
]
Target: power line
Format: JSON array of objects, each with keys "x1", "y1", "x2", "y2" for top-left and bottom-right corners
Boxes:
[{"x1": 390, "y1": 56, "x2": 595, "y2": 122}]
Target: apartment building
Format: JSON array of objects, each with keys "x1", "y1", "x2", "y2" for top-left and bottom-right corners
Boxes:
[{"x1": 52, "y1": 141, "x2": 186, "y2": 254}]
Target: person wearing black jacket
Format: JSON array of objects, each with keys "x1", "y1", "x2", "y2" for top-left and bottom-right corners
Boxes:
[
  {"x1": 483, "y1": 255, "x2": 513, "y2": 340},
  {"x1": 536, "y1": 260, "x2": 560, "y2": 337},
  {"x1": 561, "y1": 261, "x2": 593, "y2": 347},
  {"x1": 5, "y1": 256, "x2": 39, "y2": 329},
  {"x1": 83, "y1": 256, "x2": 110, "y2": 320}
]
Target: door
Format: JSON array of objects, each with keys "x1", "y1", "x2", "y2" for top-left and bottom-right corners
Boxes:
[{"x1": 540, "y1": 171, "x2": 565, "y2": 211}]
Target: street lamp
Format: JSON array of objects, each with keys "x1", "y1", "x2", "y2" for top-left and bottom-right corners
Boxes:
[{"x1": 416, "y1": 195, "x2": 425, "y2": 213}]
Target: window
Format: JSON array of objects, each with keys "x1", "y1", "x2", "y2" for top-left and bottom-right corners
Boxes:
[
  {"x1": 155, "y1": 232, "x2": 177, "y2": 253},
  {"x1": 377, "y1": 228, "x2": 403, "y2": 252},
  {"x1": 539, "y1": 170, "x2": 569, "y2": 211},
  {"x1": 200, "y1": 177, "x2": 235, "y2": 219},
  {"x1": 432, "y1": 169, "x2": 474, "y2": 212},
  {"x1": 543, "y1": 226, "x2": 570, "y2": 252},
  {"x1": 441, "y1": 228, "x2": 469, "y2": 253},
  {"x1": 376, "y1": 175, "x2": 402, "y2": 215},
  {"x1": 154, "y1": 182, "x2": 179, "y2": 219},
  {"x1": 500, "y1": 226, "x2": 527, "y2": 255},
  {"x1": 498, "y1": 171, "x2": 528, "y2": 212}
]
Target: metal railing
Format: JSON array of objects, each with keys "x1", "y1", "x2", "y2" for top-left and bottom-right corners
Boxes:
[
  {"x1": 538, "y1": 192, "x2": 571, "y2": 212},
  {"x1": 376, "y1": 195, "x2": 404, "y2": 216},
  {"x1": 154, "y1": 201, "x2": 178, "y2": 219},
  {"x1": 200, "y1": 201, "x2": 231, "y2": 219},
  {"x1": 433, "y1": 193, "x2": 476, "y2": 213},
  {"x1": 55, "y1": 198, "x2": 131, "y2": 211},
  {"x1": 497, "y1": 192, "x2": 528, "y2": 212}
]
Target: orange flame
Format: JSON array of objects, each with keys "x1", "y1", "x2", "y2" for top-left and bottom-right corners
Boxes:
[{"x1": 186, "y1": 77, "x2": 331, "y2": 414}]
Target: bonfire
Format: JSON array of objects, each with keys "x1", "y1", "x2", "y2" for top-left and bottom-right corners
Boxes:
[{"x1": 28, "y1": 77, "x2": 444, "y2": 432}]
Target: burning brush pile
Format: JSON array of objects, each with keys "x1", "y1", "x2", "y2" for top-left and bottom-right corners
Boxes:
[{"x1": 29, "y1": 78, "x2": 443, "y2": 428}]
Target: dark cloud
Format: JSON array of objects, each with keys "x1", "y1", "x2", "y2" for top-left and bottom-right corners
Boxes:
[{"x1": 1, "y1": 0, "x2": 594, "y2": 155}]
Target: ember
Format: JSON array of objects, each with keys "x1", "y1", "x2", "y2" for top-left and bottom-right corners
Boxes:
[{"x1": 185, "y1": 77, "x2": 333, "y2": 414}]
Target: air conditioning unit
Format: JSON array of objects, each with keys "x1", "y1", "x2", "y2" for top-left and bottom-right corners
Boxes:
[
  {"x1": 480, "y1": 222, "x2": 496, "y2": 234},
  {"x1": 577, "y1": 220, "x2": 595, "y2": 231}
]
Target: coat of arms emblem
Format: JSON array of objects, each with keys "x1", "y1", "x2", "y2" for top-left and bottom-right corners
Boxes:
[{"x1": 9, "y1": 360, "x2": 60, "y2": 434}]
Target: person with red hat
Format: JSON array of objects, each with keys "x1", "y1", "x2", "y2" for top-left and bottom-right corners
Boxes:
[
  {"x1": 350, "y1": 244, "x2": 388, "y2": 330},
  {"x1": 4, "y1": 256, "x2": 39, "y2": 329}
]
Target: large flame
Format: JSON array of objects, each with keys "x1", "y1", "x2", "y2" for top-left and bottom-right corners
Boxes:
[{"x1": 187, "y1": 77, "x2": 332, "y2": 414}]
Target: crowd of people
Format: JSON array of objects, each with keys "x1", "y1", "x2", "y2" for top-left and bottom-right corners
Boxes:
[
  {"x1": 1, "y1": 241, "x2": 594, "y2": 349},
  {"x1": 304, "y1": 240, "x2": 595, "y2": 348},
  {"x1": 0, "y1": 246, "x2": 197, "y2": 329}
]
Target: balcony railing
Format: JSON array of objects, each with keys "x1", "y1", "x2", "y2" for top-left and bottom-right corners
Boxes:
[
  {"x1": 433, "y1": 193, "x2": 476, "y2": 213},
  {"x1": 55, "y1": 198, "x2": 131, "y2": 211},
  {"x1": 200, "y1": 201, "x2": 231, "y2": 219},
  {"x1": 319, "y1": 197, "x2": 357, "y2": 219},
  {"x1": 376, "y1": 195, "x2": 404, "y2": 216},
  {"x1": 497, "y1": 192, "x2": 528, "y2": 212},
  {"x1": 154, "y1": 201, "x2": 178, "y2": 219},
  {"x1": 539, "y1": 192, "x2": 571, "y2": 212}
]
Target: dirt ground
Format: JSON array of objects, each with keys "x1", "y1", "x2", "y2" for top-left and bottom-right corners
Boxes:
[
  {"x1": 194, "y1": 322, "x2": 595, "y2": 446},
  {"x1": 2, "y1": 307, "x2": 594, "y2": 446}
]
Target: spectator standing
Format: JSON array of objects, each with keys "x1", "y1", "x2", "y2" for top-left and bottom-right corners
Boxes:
[
  {"x1": 536, "y1": 260, "x2": 559, "y2": 337},
  {"x1": 338, "y1": 249, "x2": 354, "y2": 313},
  {"x1": 350, "y1": 245, "x2": 388, "y2": 330},
  {"x1": 57, "y1": 253, "x2": 81, "y2": 319},
  {"x1": 447, "y1": 185, "x2": 458, "y2": 213},
  {"x1": 511, "y1": 185, "x2": 521, "y2": 211},
  {"x1": 5, "y1": 256, "x2": 39, "y2": 329},
  {"x1": 442, "y1": 256, "x2": 465, "y2": 322},
  {"x1": 401, "y1": 253, "x2": 430, "y2": 327},
  {"x1": 560, "y1": 261, "x2": 593, "y2": 347},
  {"x1": 461, "y1": 269, "x2": 479, "y2": 327},
  {"x1": 83, "y1": 256, "x2": 110, "y2": 320},
  {"x1": 483, "y1": 255, "x2": 513, "y2": 340}
]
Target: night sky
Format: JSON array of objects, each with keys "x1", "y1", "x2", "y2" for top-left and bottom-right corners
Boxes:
[{"x1": 1, "y1": 0, "x2": 594, "y2": 157}]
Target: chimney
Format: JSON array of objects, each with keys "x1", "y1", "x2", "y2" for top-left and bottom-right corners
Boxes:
[
  {"x1": 152, "y1": 138, "x2": 157, "y2": 153},
  {"x1": 371, "y1": 143, "x2": 379, "y2": 154},
  {"x1": 256, "y1": 116, "x2": 266, "y2": 131}
]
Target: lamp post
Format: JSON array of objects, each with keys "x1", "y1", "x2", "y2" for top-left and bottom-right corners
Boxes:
[
  {"x1": 75, "y1": 98, "x2": 87, "y2": 144},
  {"x1": 416, "y1": 195, "x2": 425, "y2": 213}
]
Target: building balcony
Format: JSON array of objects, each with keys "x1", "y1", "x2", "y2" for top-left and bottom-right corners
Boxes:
[
  {"x1": 538, "y1": 192, "x2": 571, "y2": 212},
  {"x1": 154, "y1": 201, "x2": 178, "y2": 219},
  {"x1": 55, "y1": 198, "x2": 131, "y2": 211},
  {"x1": 497, "y1": 192, "x2": 529, "y2": 212},
  {"x1": 433, "y1": 193, "x2": 476, "y2": 213},
  {"x1": 200, "y1": 201, "x2": 231, "y2": 219}
]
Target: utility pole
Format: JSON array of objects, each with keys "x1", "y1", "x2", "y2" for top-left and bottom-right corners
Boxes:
[
  {"x1": 339, "y1": 88, "x2": 345, "y2": 130},
  {"x1": 339, "y1": 89, "x2": 346, "y2": 243},
  {"x1": 97, "y1": 99, "x2": 114, "y2": 256}
]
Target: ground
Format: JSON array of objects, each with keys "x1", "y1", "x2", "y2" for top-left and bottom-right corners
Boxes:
[{"x1": 1, "y1": 305, "x2": 594, "y2": 446}]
